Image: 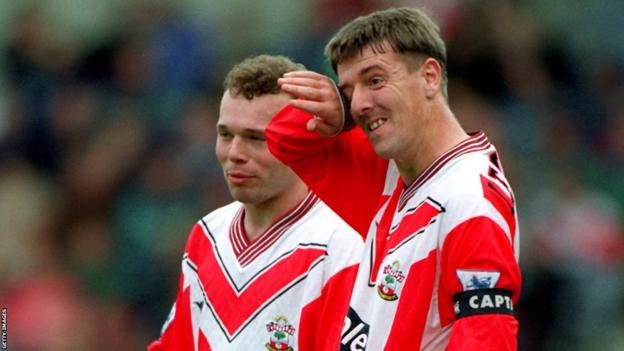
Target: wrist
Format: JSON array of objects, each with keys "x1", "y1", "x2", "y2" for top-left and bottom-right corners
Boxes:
[{"x1": 330, "y1": 80, "x2": 356, "y2": 135}]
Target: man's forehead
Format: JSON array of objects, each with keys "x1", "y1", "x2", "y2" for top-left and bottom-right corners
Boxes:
[
  {"x1": 337, "y1": 46, "x2": 397, "y2": 82},
  {"x1": 218, "y1": 90, "x2": 289, "y2": 125}
]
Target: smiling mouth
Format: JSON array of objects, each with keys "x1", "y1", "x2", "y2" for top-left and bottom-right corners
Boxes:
[{"x1": 368, "y1": 119, "x2": 387, "y2": 132}]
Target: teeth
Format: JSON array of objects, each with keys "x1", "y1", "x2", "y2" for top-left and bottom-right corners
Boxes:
[{"x1": 368, "y1": 119, "x2": 386, "y2": 131}]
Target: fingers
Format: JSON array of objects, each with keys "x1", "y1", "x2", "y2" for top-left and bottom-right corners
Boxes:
[
  {"x1": 279, "y1": 81, "x2": 334, "y2": 102},
  {"x1": 290, "y1": 100, "x2": 342, "y2": 137},
  {"x1": 278, "y1": 70, "x2": 344, "y2": 137},
  {"x1": 278, "y1": 71, "x2": 336, "y2": 102},
  {"x1": 280, "y1": 83, "x2": 327, "y2": 101},
  {"x1": 280, "y1": 77, "x2": 321, "y2": 89},
  {"x1": 289, "y1": 99, "x2": 341, "y2": 122},
  {"x1": 282, "y1": 70, "x2": 329, "y2": 80},
  {"x1": 289, "y1": 99, "x2": 324, "y2": 115}
]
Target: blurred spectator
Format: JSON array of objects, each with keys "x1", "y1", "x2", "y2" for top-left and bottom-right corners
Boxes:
[
  {"x1": 524, "y1": 169, "x2": 624, "y2": 351},
  {"x1": 3, "y1": 273, "x2": 98, "y2": 351},
  {"x1": 5, "y1": 6, "x2": 77, "y2": 172},
  {"x1": 0, "y1": 161, "x2": 60, "y2": 285}
]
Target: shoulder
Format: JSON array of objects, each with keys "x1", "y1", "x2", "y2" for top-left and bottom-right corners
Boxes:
[
  {"x1": 435, "y1": 152, "x2": 514, "y2": 227},
  {"x1": 436, "y1": 170, "x2": 517, "y2": 248},
  {"x1": 182, "y1": 202, "x2": 240, "y2": 252},
  {"x1": 443, "y1": 152, "x2": 488, "y2": 190},
  {"x1": 195, "y1": 201, "x2": 240, "y2": 233},
  {"x1": 435, "y1": 146, "x2": 512, "y2": 205},
  {"x1": 298, "y1": 200, "x2": 364, "y2": 246},
  {"x1": 302, "y1": 200, "x2": 364, "y2": 268}
]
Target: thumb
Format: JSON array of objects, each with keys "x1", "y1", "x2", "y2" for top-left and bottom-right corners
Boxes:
[
  {"x1": 306, "y1": 118, "x2": 318, "y2": 132},
  {"x1": 307, "y1": 116, "x2": 341, "y2": 136}
]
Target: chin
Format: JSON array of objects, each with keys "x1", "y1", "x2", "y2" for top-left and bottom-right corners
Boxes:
[
  {"x1": 230, "y1": 190, "x2": 268, "y2": 205},
  {"x1": 372, "y1": 144, "x2": 396, "y2": 160},
  {"x1": 231, "y1": 192, "x2": 252, "y2": 203},
  {"x1": 228, "y1": 187, "x2": 251, "y2": 202}
]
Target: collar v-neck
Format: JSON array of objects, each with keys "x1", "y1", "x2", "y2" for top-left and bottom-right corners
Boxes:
[
  {"x1": 229, "y1": 191, "x2": 319, "y2": 267},
  {"x1": 398, "y1": 132, "x2": 491, "y2": 211}
]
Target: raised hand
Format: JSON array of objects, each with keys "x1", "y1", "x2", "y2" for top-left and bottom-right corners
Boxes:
[{"x1": 278, "y1": 71, "x2": 347, "y2": 136}]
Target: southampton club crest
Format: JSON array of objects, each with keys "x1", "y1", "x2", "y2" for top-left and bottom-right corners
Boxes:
[
  {"x1": 266, "y1": 316, "x2": 296, "y2": 351},
  {"x1": 377, "y1": 260, "x2": 405, "y2": 301}
]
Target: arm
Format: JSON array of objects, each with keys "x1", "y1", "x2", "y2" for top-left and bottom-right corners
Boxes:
[
  {"x1": 267, "y1": 103, "x2": 387, "y2": 237},
  {"x1": 267, "y1": 71, "x2": 389, "y2": 236},
  {"x1": 298, "y1": 229, "x2": 364, "y2": 351},
  {"x1": 438, "y1": 197, "x2": 521, "y2": 350},
  {"x1": 300, "y1": 265, "x2": 360, "y2": 351}
]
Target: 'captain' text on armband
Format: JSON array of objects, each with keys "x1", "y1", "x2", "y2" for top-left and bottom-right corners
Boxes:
[{"x1": 453, "y1": 288, "x2": 514, "y2": 319}]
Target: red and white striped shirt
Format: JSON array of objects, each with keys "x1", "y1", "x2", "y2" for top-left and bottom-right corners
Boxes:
[
  {"x1": 266, "y1": 105, "x2": 521, "y2": 350},
  {"x1": 148, "y1": 192, "x2": 363, "y2": 351},
  {"x1": 229, "y1": 191, "x2": 319, "y2": 267}
]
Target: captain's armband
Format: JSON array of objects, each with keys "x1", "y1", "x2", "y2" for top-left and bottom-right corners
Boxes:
[{"x1": 453, "y1": 288, "x2": 514, "y2": 319}]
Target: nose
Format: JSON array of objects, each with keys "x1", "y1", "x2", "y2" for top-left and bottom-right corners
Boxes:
[
  {"x1": 349, "y1": 85, "x2": 373, "y2": 122},
  {"x1": 228, "y1": 136, "x2": 249, "y2": 163}
]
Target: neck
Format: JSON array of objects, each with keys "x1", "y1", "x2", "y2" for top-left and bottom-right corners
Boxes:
[
  {"x1": 396, "y1": 103, "x2": 468, "y2": 185},
  {"x1": 242, "y1": 184, "x2": 309, "y2": 242}
]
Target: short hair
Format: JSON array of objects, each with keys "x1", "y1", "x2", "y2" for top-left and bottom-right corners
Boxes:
[
  {"x1": 223, "y1": 54, "x2": 306, "y2": 100},
  {"x1": 325, "y1": 7, "x2": 448, "y2": 97}
]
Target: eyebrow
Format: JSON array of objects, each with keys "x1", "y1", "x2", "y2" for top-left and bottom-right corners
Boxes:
[
  {"x1": 216, "y1": 124, "x2": 265, "y2": 135},
  {"x1": 338, "y1": 64, "x2": 385, "y2": 90},
  {"x1": 360, "y1": 64, "x2": 384, "y2": 76}
]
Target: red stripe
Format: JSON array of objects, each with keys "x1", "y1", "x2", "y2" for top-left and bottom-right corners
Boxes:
[
  {"x1": 298, "y1": 265, "x2": 359, "y2": 351},
  {"x1": 480, "y1": 175, "x2": 516, "y2": 242},
  {"x1": 187, "y1": 225, "x2": 327, "y2": 337},
  {"x1": 149, "y1": 279, "x2": 196, "y2": 351},
  {"x1": 229, "y1": 209, "x2": 246, "y2": 255},
  {"x1": 387, "y1": 200, "x2": 443, "y2": 250},
  {"x1": 438, "y1": 216, "x2": 521, "y2": 327},
  {"x1": 198, "y1": 330, "x2": 212, "y2": 351},
  {"x1": 235, "y1": 210, "x2": 247, "y2": 252},
  {"x1": 236, "y1": 220, "x2": 247, "y2": 254},
  {"x1": 383, "y1": 250, "x2": 437, "y2": 351},
  {"x1": 370, "y1": 183, "x2": 403, "y2": 285},
  {"x1": 370, "y1": 197, "x2": 442, "y2": 285}
]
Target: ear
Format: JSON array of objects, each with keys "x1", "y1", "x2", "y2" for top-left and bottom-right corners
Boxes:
[{"x1": 420, "y1": 58, "x2": 442, "y2": 99}]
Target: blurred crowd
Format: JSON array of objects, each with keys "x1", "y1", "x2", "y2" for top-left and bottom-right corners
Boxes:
[{"x1": 0, "y1": 1, "x2": 622, "y2": 350}]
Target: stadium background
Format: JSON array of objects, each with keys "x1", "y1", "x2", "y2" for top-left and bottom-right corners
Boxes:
[{"x1": 0, "y1": 0, "x2": 622, "y2": 350}]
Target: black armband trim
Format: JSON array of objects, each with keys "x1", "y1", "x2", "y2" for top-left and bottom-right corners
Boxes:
[{"x1": 453, "y1": 288, "x2": 514, "y2": 319}]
